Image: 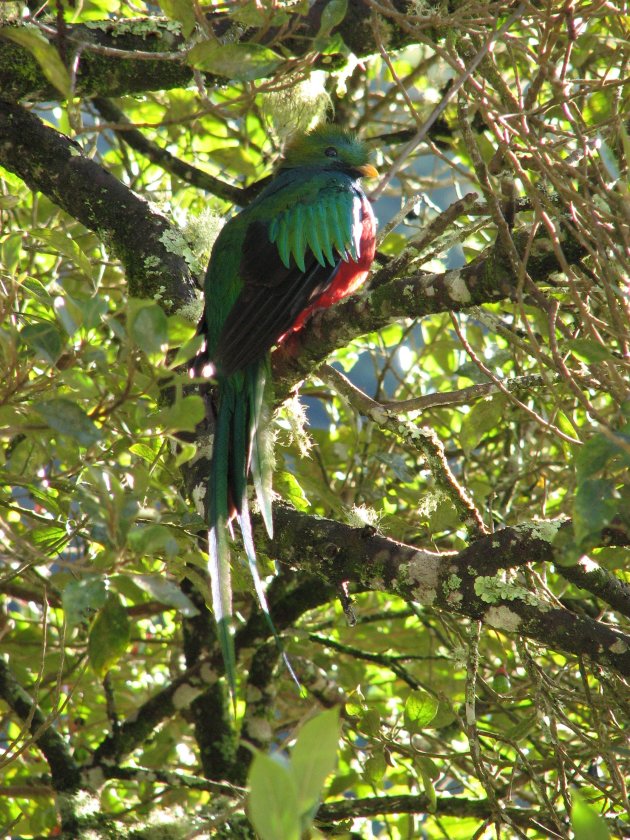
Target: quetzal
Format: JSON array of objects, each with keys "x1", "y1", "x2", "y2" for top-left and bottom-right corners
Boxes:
[{"x1": 199, "y1": 125, "x2": 377, "y2": 696}]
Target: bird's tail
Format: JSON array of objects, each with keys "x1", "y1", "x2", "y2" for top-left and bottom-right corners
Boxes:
[{"x1": 208, "y1": 360, "x2": 297, "y2": 703}]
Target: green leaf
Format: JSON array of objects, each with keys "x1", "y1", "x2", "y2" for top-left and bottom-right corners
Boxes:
[
  {"x1": 276, "y1": 471, "x2": 309, "y2": 512},
  {"x1": 1, "y1": 25, "x2": 71, "y2": 98},
  {"x1": 128, "y1": 302, "x2": 169, "y2": 356},
  {"x1": 126, "y1": 524, "x2": 179, "y2": 557},
  {"x1": 188, "y1": 42, "x2": 283, "y2": 81},
  {"x1": 571, "y1": 790, "x2": 611, "y2": 840},
  {"x1": 153, "y1": 395, "x2": 206, "y2": 433},
  {"x1": 174, "y1": 440, "x2": 197, "y2": 467},
  {"x1": 575, "y1": 432, "x2": 629, "y2": 481},
  {"x1": 460, "y1": 395, "x2": 506, "y2": 453},
  {"x1": 327, "y1": 770, "x2": 359, "y2": 796},
  {"x1": 315, "y1": 0, "x2": 347, "y2": 38},
  {"x1": 129, "y1": 443, "x2": 158, "y2": 464},
  {"x1": 80, "y1": 294, "x2": 109, "y2": 330},
  {"x1": 30, "y1": 229, "x2": 94, "y2": 281},
  {"x1": 88, "y1": 592, "x2": 130, "y2": 677},
  {"x1": 128, "y1": 574, "x2": 200, "y2": 617},
  {"x1": 53, "y1": 295, "x2": 83, "y2": 337},
  {"x1": 63, "y1": 577, "x2": 107, "y2": 627},
  {"x1": 597, "y1": 137, "x2": 620, "y2": 182},
  {"x1": 573, "y1": 478, "x2": 618, "y2": 545},
  {"x1": 419, "y1": 761, "x2": 437, "y2": 813},
  {"x1": 363, "y1": 750, "x2": 387, "y2": 784},
  {"x1": 358, "y1": 708, "x2": 381, "y2": 736},
  {"x1": 158, "y1": 0, "x2": 196, "y2": 37},
  {"x1": 31, "y1": 524, "x2": 68, "y2": 557},
  {"x1": 248, "y1": 752, "x2": 301, "y2": 840},
  {"x1": 291, "y1": 708, "x2": 340, "y2": 815},
  {"x1": 168, "y1": 334, "x2": 205, "y2": 369},
  {"x1": 21, "y1": 277, "x2": 54, "y2": 306},
  {"x1": 404, "y1": 689, "x2": 439, "y2": 733},
  {"x1": 35, "y1": 398, "x2": 101, "y2": 446},
  {"x1": 313, "y1": 0, "x2": 348, "y2": 51},
  {"x1": 21, "y1": 322, "x2": 63, "y2": 363}
]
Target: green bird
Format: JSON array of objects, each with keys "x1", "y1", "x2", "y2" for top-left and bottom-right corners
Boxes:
[{"x1": 198, "y1": 125, "x2": 377, "y2": 697}]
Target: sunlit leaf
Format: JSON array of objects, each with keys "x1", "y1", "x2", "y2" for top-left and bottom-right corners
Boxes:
[
  {"x1": 291, "y1": 708, "x2": 340, "y2": 815},
  {"x1": 88, "y1": 592, "x2": 130, "y2": 677},
  {"x1": 248, "y1": 752, "x2": 300, "y2": 840},
  {"x1": 404, "y1": 689, "x2": 439, "y2": 732},
  {"x1": 30, "y1": 229, "x2": 94, "y2": 281}
]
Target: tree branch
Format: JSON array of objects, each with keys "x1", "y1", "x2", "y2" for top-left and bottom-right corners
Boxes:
[
  {"x1": 0, "y1": 99, "x2": 198, "y2": 312},
  {"x1": 316, "y1": 791, "x2": 591, "y2": 836},
  {"x1": 259, "y1": 506, "x2": 630, "y2": 679}
]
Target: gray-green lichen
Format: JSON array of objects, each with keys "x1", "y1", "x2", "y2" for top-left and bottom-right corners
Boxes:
[
  {"x1": 172, "y1": 682, "x2": 203, "y2": 710},
  {"x1": 400, "y1": 551, "x2": 442, "y2": 605},
  {"x1": 191, "y1": 482, "x2": 206, "y2": 517},
  {"x1": 484, "y1": 605, "x2": 522, "y2": 632},
  {"x1": 517, "y1": 518, "x2": 565, "y2": 543},
  {"x1": 246, "y1": 716, "x2": 273, "y2": 742},
  {"x1": 159, "y1": 228, "x2": 204, "y2": 275},
  {"x1": 474, "y1": 574, "x2": 542, "y2": 608},
  {"x1": 83, "y1": 18, "x2": 182, "y2": 38},
  {"x1": 443, "y1": 573, "x2": 462, "y2": 593}
]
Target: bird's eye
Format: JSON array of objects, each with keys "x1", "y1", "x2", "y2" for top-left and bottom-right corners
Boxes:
[{"x1": 325, "y1": 146, "x2": 338, "y2": 157}]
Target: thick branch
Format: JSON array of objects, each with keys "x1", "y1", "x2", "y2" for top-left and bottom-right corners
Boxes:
[
  {"x1": 0, "y1": 19, "x2": 192, "y2": 101},
  {"x1": 259, "y1": 506, "x2": 630, "y2": 679},
  {"x1": 0, "y1": 100, "x2": 197, "y2": 310}
]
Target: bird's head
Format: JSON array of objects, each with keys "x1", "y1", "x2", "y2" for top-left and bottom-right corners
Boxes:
[{"x1": 281, "y1": 125, "x2": 378, "y2": 179}]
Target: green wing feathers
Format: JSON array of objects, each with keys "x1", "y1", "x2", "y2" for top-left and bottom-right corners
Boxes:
[{"x1": 269, "y1": 188, "x2": 358, "y2": 271}]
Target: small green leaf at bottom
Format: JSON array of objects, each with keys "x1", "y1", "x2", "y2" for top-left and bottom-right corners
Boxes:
[
  {"x1": 248, "y1": 752, "x2": 300, "y2": 840},
  {"x1": 291, "y1": 707, "x2": 340, "y2": 815}
]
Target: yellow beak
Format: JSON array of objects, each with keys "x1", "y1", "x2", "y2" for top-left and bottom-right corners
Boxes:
[{"x1": 357, "y1": 163, "x2": 379, "y2": 179}]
